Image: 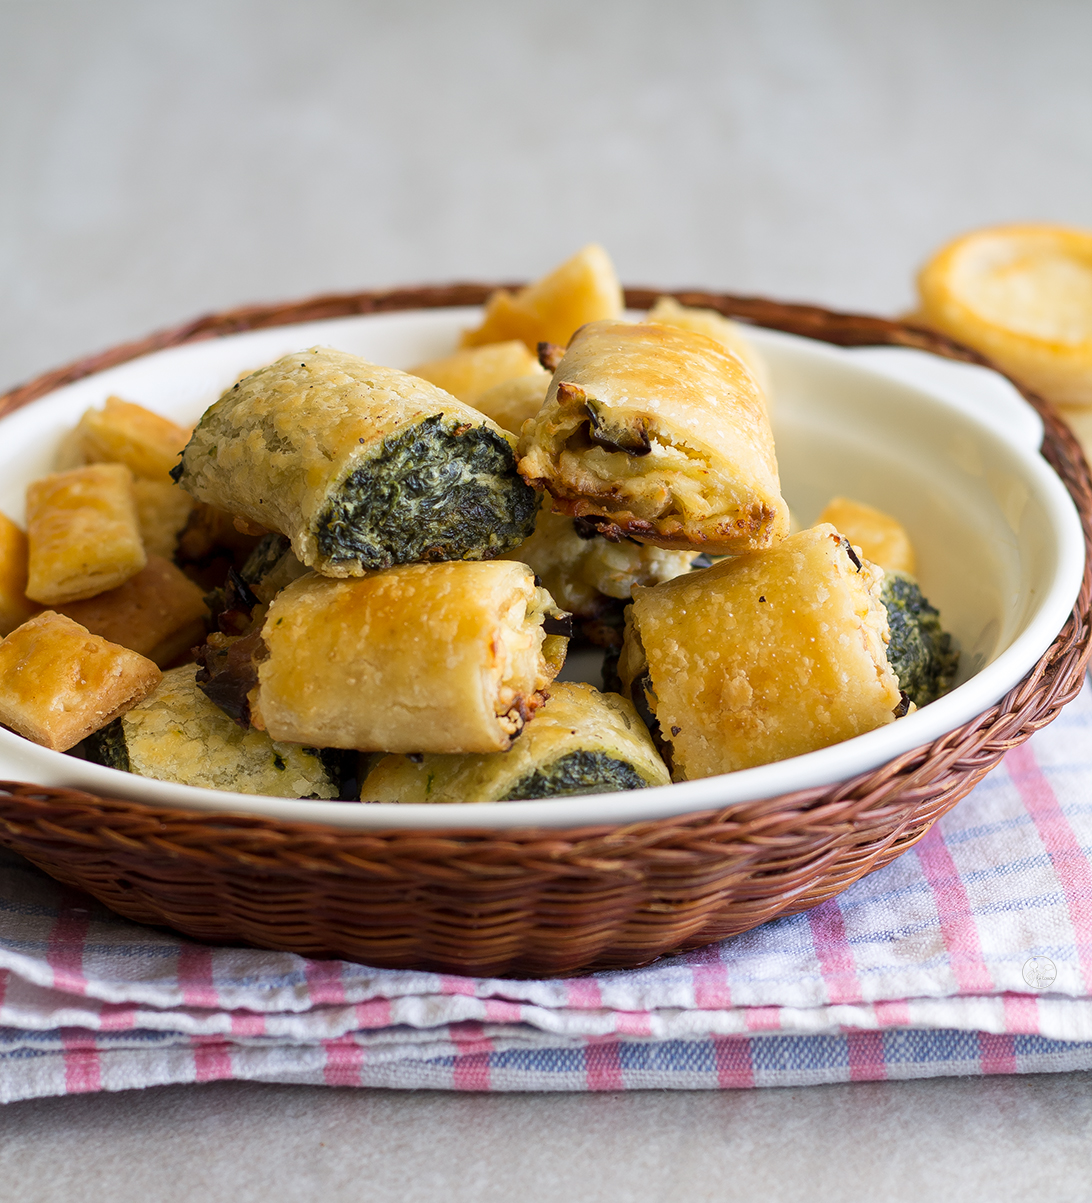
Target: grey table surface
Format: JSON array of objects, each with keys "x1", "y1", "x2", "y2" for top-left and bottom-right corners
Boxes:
[{"x1": 2, "y1": 1, "x2": 1092, "y2": 1198}]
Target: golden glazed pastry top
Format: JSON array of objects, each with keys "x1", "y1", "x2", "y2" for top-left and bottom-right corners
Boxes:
[
  {"x1": 619, "y1": 525, "x2": 902, "y2": 779},
  {"x1": 252, "y1": 560, "x2": 563, "y2": 753},
  {"x1": 516, "y1": 320, "x2": 788, "y2": 554}
]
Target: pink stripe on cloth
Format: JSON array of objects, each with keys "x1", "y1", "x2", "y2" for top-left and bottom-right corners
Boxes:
[
  {"x1": 96, "y1": 1002, "x2": 137, "y2": 1033},
  {"x1": 61, "y1": 1030, "x2": 101, "y2": 1094},
  {"x1": 230, "y1": 1012, "x2": 267, "y2": 1037},
  {"x1": 613, "y1": 1011, "x2": 654, "y2": 1037},
  {"x1": 847, "y1": 1030, "x2": 887, "y2": 1081},
  {"x1": 177, "y1": 945, "x2": 219, "y2": 1009},
  {"x1": 914, "y1": 827, "x2": 994, "y2": 993},
  {"x1": 744, "y1": 1007, "x2": 782, "y2": 1032},
  {"x1": 566, "y1": 978, "x2": 603, "y2": 1010},
  {"x1": 873, "y1": 999, "x2": 912, "y2": 1027},
  {"x1": 711, "y1": 1037, "x2": 755, "y2": 1088},
  {"x1": 440, "y1": 975, "x2": 477, "y2": 997},
  {"x1": 190, "y1": 1035, "x2": 234, "y2": 1083},
  {"x1": 979, "y1": 1032, "x2": 1017, "y2": 1075},
  {"x1": 1007, "y1": 743, "x2": 1092, "y2": 992},
  {"x1": 482, "y1": 998, "x2": 524, "y2": 1024},
  {"x1": 450, "y1": 1022, "x2": 492, "y2": 1090},
  {"x1": 807, "y1": 900, "x2": 863, "y2": 1004},
  {"x1": 1003, "y1": 993, "x2": 1039, "y2": 1034},
  {"x1": 46, "y1": 892, "x2": 91, "y2": 996},
  {"x1": 0, "y1": 967, "x2": 9, "y2": 1010},
  {"x1": 323, "y1": 1038, "x2": 366, "y2": 1087},
  {"x1": 354, "y1": 998, "x2": 393, "y2": 1029},
  {"x1": 585, "y1": 1038, "x2": 623, "y2": 1090},
  {"x1": 689, "y1": 944, "x2": 733, "y2": 1009},
  {"x1": 304, "y1": 959, "x2": 347, "y2": 1005}
]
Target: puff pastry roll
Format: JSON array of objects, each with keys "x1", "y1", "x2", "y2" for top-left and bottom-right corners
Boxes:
[
  {"x1": 0, "y1": 611, "x2": 161, "y2": 751},
  {"x1": 241, "y1": 561, "x2": 568, "y2": 753},
  {"x1": 84, "y1": 666, "x2": 342, "y2": 798},
  {"x1": 617, "y1": 525, "x2": 903, "y2": 779},
  {"x1": 360, "y1": 682, "x2": 669, "y2": 803},
  {"x1": 517, "y1": 320, "x2": 789, "y2": 554},
  {"x1": 25, "y1": 464, "x2": 146, "y2": 605},
  {"x1": 174, "y1": 347, "x2": 540, "y2": 576}
]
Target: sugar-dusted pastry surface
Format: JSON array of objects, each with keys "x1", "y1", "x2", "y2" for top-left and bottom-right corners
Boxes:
[
  {"x1": 360, "y1": 681, "x2": 669, "y2": 803},
  {"x1": 175, "y1": 347, "x2": 538, "y2": 576},
  {"x1": 88, "y1": 666, "x2": 339, "y2": 798},
  {"x1": 0, "y1": 611, "x2": 160, "y2": 751},
  {"x1": 25, "y1": 463, "x2": 146, "y2": 605},
  {"x1": 517, "y1": 320, "x2": 789, "y2": 554},
  {"x1": 56, "y1": 555, "x2": 209, "y2": 668},
  {"x1": 619, "y1": 525, "x2": 902, "y2": 779},
  {"x1": 252, "y1": 560, "x2": 566, "y2": 753},
  {"x1": 818, "y1": 496, "x2": 916, "y2": 575}
]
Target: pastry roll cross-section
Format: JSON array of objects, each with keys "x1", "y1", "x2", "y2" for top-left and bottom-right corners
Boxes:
[
  {"x1": 243, "y1": 560, "x2": 569, "y2": 754},
  {"x1": 517, "y1": 320, "x2": 789, "y2": 554},
  {"x1": 618, "y1": 525, "x2": 904, "y2": 779},
  {"x1": 360, "y1": 682, "x2": 670, "y2": 803},
  {"x1": 174, "y1": 347, "x2": 540, "y2": 576}
]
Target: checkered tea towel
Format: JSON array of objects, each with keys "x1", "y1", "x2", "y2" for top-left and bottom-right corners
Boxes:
[{"x1": 2, "y1": 679, "x2": 1092, "y2": 1103}]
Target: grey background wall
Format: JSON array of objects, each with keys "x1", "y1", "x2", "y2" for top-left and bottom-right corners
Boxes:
[{"x1": 3, "y1": 0, "x2": 1090, "y2": 395}]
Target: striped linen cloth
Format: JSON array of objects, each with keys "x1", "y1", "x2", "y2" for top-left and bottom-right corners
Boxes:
[{"x1": 2, "y1": 679, "x2": 1091, "y2": 1103}]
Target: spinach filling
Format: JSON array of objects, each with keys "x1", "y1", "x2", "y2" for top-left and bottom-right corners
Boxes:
[
  {"x1": 84, "y1": 718, "x2": 130, "y2": 773},
  {"x1": 317, "y1": 416, "x2": 539, "y2": 570},
  {"x1": 505, "y1": 750, "x2": 648, "y2": 799},
  {"x1": 881, "y1": 570, "x2": 959, "y2": 708}
]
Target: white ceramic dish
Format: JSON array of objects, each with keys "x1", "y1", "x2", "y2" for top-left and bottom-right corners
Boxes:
[{"x1": 0, "y1": 309, "x2": 1083, "y2": 829}]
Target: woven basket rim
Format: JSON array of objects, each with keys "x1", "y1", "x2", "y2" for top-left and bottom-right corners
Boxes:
[{"x1": 1, "y1": 283, "x2": 1090, "y2": 847}]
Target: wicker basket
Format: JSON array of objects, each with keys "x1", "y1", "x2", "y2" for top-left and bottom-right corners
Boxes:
[{"x1": 0, "y1": 286, "x2": 1089, "y2": 979}]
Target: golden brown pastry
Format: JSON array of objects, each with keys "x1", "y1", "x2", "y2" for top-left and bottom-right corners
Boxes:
[
  {"x1": 472, "y1": 372, "x2": 552, "y2": 436},
  {"x1": 360, "y1": 682, "x2": 670, "y2": 802},
  {"x1": 0, "y1": 512, "x2": 40, "y2": 637},
  {"x1": 817, "y1": 497, "x2": 916, "y2": 575},
  {"x1": 618, "y1": 525, "x2": 903, "y2": 779},
  {"x1": 243, "y1": 560, "x2": 568, "y2": 753},
  {"x1": 0, "y1": 611, "x2": 161, "y2": 751},
  {"x1": 646, "y1": 296, "x2": 771, "y2": 395},
  {"x1": 174, "y1": 347, "x2": 540, "y2": 576},
  {"x1": 84, "y1": 666, "x2": 341, "y2": 798},
  {"x1": 517, "y1": 320, "x2": 789, "y2": 554},
  {"x1": 56, "y1": 555, "x2": 209, "y2": 668},
  {"x1": 461, "y1": 244, "x2": 624, "y2": 351},
  {"x1": 132, "y1": 479, "x2": 196, "y2": 560},
  {"x1": 68, "y1": 396, "x2": 191, "y2": 481},
  {"x1": 409, "y1": 341, "x2": 545, "y2": 404},
  {"x1": 25, "y1": 464, "x2": 146, "y2": 605}
]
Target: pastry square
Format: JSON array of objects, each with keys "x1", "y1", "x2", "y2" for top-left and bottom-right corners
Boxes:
[
  {"x1": 0, "y1": 611, "x2": 161, "y2": 751},
  {"x1": 0, "y1": 511, "x2": 40, "y2": 637},
  {"x1": 26, "y1": 463, "x2": 146, "y2": 605},
  {"x1": 57, "y1": 555, "x2": 209, "y2": 668}
]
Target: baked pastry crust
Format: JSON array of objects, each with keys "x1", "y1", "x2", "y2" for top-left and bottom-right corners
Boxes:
[
  {"x1": 250, "y1": 560, "x2": 567, "y2": 753},
  {"x1": 174, "y1": 347, "x2": 540, "y2": 576},
  {"x1": 0, "y1": 511, "x2": 40, "y2": 637},
  {"x1": 86, "y1": 666, "x2": 339, "y2": 798},
  {"x1": 618, "y1": 525, "x2": 902, "y2": 779},
  {"x1": 25, "y1": 464, "x2": 146, "y2": 605},
  {"x1": 360, "y1": 681, "x2": 670, "y2": 802},
  {"x1": 57, "y1": 554, "x2": 209, "y2": 668},
  {"x1": 517, "y1": 320, "x2": 789, "y2": 554},
  {"x1": 0, "y1": 611, "x2": 161, "y2": 751}
]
